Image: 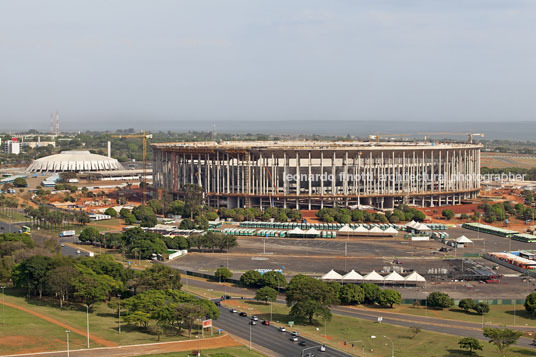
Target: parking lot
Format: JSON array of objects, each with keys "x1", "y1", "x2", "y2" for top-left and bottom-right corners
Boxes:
[{"x1": 167, "y1": 226, "x2": 536, "y2": 299}]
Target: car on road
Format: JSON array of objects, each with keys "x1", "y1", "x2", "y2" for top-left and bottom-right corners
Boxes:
[
  {"x1": 249, "y1": 320, "x2": 257, "y2": 325},
  {"x1": 319, "y1": 344, "x2": 326, "y2": 352},
  {"x1": 278, "y1": 327, "x2": 286, "y2": 332},
  {"x1": 261, "y1": 320, "x2": 270, "y2": 325},
  {"x1": 60, "y1": 243, "x2": 65, "y2": 247},
  {"x1": 305, "y1": 353, "x2": 314, "y2": 357},
  {"x1": 299, "y1": 340, "x2": 306, "y2": 346},
  {"x1": 76, "y1": 250, "x2": 81, "y2": 254},
  {"x1": 215, "y1": 301, "x2": 221, "y2": 306},
  {"x1": 229, "y1": 308, "x2": 237, "y2": 313},
  {"x1": 251, "y1": 315, "x2": 259, "y2": 321},
  {"x1": 239, "y1": 312, "x2": 247, "y2": 317},
  {"x1": 291, "y1": 331, "x2": 300, "y2": 337},
  {"x1": 290, "y1": 336, "x2": 298, "y2": 342},
  {"x1": 225, "y1": 295, "x2": 231, "y2": 299}
]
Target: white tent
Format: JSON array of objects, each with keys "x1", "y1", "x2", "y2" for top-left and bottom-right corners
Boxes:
[
  {"x1": 414, "y1": 223, "x2": 431, "y2": 231},
  {"x1": 321, "y1": 269, "x2": 343, "y2": 281},
  {"x1": 455, "y1": 235, "x2": 473, "y2": 244},
  {"x1": 404, "y1": 271, "x2": 426, "y2": 282},
  {"x1": 354, "y1": 225, "x2": 369, "y2": 233},
  {"x1": 338, "y1": 225, "x2": 354, "y2": 233},
  {"x1": 383, "y1": 271, "x2": 405, "y2": 282},
  {"x1": 384, "y1": 227, "x2": 398, "y2": 234},
  {"x1": 342, "y1": 269, "x2": 363, "y2": 281},
  {"x1": 305, "y1": 228, "x2": 320, "y2": 235},
  {"x1": 406, "y1": 220, "x2": 418, "y2": 228},
  {"x1": 369, "y1": 226, "x2": 383, "y2": 233},
  {"x1": 288, "y1": 227, "x2": 305, "y2": 235},
  {"x1": 363, "y1": 270, "x2": 384, "y2": 281}
]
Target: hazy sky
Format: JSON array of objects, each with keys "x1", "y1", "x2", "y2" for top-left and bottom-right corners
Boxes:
[{"x1": 1, "y1": 0, "x2": 535, "y2": 130}]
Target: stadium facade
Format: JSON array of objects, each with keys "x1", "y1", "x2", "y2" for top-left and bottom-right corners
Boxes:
[{"x1": 152, "y1": 141, "x2": 481, "y2": 209}]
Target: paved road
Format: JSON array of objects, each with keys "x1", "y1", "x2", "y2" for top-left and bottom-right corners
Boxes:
[
  {"x1": 182, "y1": 276, "x2": 536, "y2": 350},
  {"x1": 213, "y1": 300, "x2": 351, "y2": 357}
]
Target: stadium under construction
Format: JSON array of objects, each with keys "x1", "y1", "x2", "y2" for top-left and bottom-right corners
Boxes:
[{"x1": 152, "y1": 141, "x2": 481, "y2": 210}]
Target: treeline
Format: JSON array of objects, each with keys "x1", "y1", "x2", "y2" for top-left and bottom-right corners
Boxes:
[
  {"x1": 79, "y1": 227, "x2": 238, "y2": 259},
  {"x1": 24, "y1": 205, "x2": 90, "y2": 229},
  {"x1": 317, "y1": 205, "x2": 426, "y2": 224},
  {"x1": 481, "y1": 167, "x2": 536, "y2": 181},
  {"x1": 478, "y1": 200, "x2": 536, "y2": 223}
]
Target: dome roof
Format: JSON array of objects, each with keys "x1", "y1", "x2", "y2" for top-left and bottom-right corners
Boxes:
[{"x1": 27, "y1": 151, "x2": 123, "y2": 172}]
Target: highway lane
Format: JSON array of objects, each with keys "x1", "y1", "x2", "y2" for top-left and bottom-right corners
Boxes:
[{"x1": 213, "y1": 301, "x2": 351, "y2": 357}]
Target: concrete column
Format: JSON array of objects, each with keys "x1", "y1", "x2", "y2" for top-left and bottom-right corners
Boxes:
[
  {"x1": 296, "y1": 152, "x2": 300, "y2": 196},
  {"x1": 331, "y1": 152, "x2": 336, "y2": 195},
  {"x1": 320, "y1": 151, "x2": 324, "y2": 195}
]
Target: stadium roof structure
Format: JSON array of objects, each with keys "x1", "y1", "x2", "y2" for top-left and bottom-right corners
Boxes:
[{"x1": 27, "y1": 151, "x2": 123, "y2": 172}]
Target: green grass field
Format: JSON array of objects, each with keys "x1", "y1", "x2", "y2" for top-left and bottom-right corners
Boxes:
[
  {"x1": 389, "y1": 303, "x2": 536, "y2": 328},
  {"x1": 139, "y1": 346, "x2": 265, "y2": 357},
  {"x1": 221, "y1": 300, "x2": 536, "y2": 357},
  {"x1": 0, "y1": 303, "x2": 90, "y2": 353},
  {"x1": 0, "y1": 288, "x2": 213, "y2": 352}
]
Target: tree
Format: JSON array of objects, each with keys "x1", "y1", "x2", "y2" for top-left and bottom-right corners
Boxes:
[
  {"x1": 240, "y1": 270, "x2": 261, "y2": 287},
  {"x1": 182, "y1": 184, "x2": 204, "y2": 219},
  {"x1": 214, "y1": 267, "x2": 232, "y2": 281},
  {"x1": 79, "y1": 227, "x2": 100, "y2": 244},
  {"x1": 483, "y1": 327, "x2": 523, "y2": 357},
  {"x1": 339, "y1": 284, "x2": 364, "y2": 305},
  {"x1": 459, "y1": 298, "x2": 475, "y2": 313},
  {"x1": 378, "y1": 289, "x2": 402, "y2": 308},
  {"x1": 409, "y1": 326, "x2": 421, "y2": 339},
  {"x1": 136, "y1": 264, "x2": 182, "y2": 292},
  {"x1": 426, "y1": 291, "x2": 453, "y2": 310},
  {"x1": 474, "y1": 302, "x2": 490, "y2": 315},
  {"x1": 286, "y1": 275, "x2": 336, "y2": 324},
  {"x1": 13, "y1": 177, "x2": 27, "y2": 187},
  {"x1": 12, "y1": 255, "x2": 54, "y2": 298},
  {"x1": 46, "y1": 265, "x2": 78, "y2": 308},
  {"x1": 72, "y1": 274, "x2": 111, "y2": 310},
  {"x1": 255, "y1": 286, "x2": 277, "y2": 304},
  {"x1": 458, "y1": 337, "x2": 483, "y2": 353},
  {"x1": 524, "y1": 291, "x2": 536, "y2": 317},
  {"x1": 104, "y1": 207, "x2": 117, "y2": 217},
  {"x1": 260, "y1": 271, "x2": 287, "y2": 290},
  {"x1": 442, "y1": 209, "x2": 455, "y2": 220},
  {"x1": 360, "y1": 283, "x2": 381, "y2": 305}
]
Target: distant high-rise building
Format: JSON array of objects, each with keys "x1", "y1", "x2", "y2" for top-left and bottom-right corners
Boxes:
[{"x1": 4, "y1": 138, "x2": 21, "y2": 155}]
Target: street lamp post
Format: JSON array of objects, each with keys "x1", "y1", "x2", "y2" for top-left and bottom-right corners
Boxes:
[
  {"x1": 86, "y1": 304, "x2": 90, "y2": 348},
  {"x1": 118, "y1": 294, "x2": 121, "y2": 334},
  {"x1": 1, "y1": 286, "x2": 5, "y2": 326},
  {"x1": 195, "y1": 335, "x2": 200, "y2": 357},
  {"x1": 65, "y1": 330, "x2": 70, "y2": 357},
  {"x1": 249, "y1": 321, "x2": 252, "y2": 350},
  {"x1": 384, "y1": 335, "x2": 394, "y2": 357}
]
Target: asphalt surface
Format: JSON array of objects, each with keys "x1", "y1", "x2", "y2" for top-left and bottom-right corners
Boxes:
[{"x1": 212, "y1": 299, "x2": 351, "y2": 357}]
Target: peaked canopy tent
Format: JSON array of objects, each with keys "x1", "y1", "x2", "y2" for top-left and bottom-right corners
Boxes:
[
  {"x1": 383, "y1": 271, "x2": 405, "y2": 282},
  {"x1": 342, "y1": 269, "x2": 364, "y2": 282},
  {"x1": 455, "y1": 235, "x2": 473, "y2": 244},
  {"x1": 404, "y1": 271, "x2": 426, "y2": 286},
  {"x1": 304, "y1": 228, "x2": 321, "y2": 238},
  {"x1": 321, "y1": 269, "x2": 343, "y2": 281},
  {"x1": 363, "y1": 270, "x2": 384, "y2": 282},
  {"x1": 287, "y1": 227, "x2": 305, "y2": 238}
]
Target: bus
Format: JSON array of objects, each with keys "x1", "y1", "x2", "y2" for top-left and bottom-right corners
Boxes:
[{"x1": 20, "y1": 226, "x2": 31, "y2": 234}]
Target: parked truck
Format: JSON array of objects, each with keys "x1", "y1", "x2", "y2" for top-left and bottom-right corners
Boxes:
[{"x1": 59, "y1": 230, "x2": 76, "y2": 238}]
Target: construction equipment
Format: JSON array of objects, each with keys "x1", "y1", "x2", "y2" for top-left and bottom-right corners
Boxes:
[
  {"x1": 111, "y1": 130, "x2": 153, "y2": 203},
  {"x1": 369, "y1": 132, "x2": 484, "y2": 144}
]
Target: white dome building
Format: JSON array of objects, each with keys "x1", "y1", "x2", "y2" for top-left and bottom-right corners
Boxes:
[{"x1": 27, "y1": 151, "x2": 124, "y2": 173}]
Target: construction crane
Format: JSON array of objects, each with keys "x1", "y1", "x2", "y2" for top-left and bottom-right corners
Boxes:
[
  {"x1": 111, "y1": 130, "x2": 153, "y2": 203},
  {"x1": 369, "y1": 132, "x2": 484, "y2": 144}
]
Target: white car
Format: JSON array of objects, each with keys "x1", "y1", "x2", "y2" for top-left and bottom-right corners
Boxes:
[
  {"x1": 279, "y1": 327, "x2": 286, "y2": 332},
  {"x1": 319, "y1": 345, "x2": 326, "y2": 352},
  {"x1": 252, "y1": 315, "x2": 259, "y2": 321},
  {"x1": 76, "y1": 250, "x2": 81, "y2": 254},
  {"x1": 290, "y1": 336, "x2": 298, "y2": 342}
]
